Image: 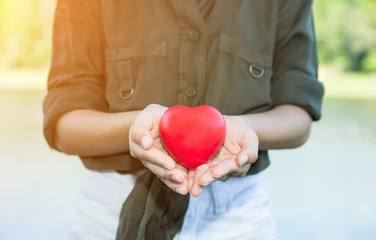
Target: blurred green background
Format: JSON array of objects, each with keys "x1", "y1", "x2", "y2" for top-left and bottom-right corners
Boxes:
[
  {"x1": 0, "y1": 1, "x2": 375, "y2": 240},
  {"x1": 1, "y1": 0, "x2": 376, "y2": 92}
]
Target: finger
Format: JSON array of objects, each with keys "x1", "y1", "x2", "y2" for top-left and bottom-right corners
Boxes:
[
  {"x1": 215, "y1": 175, "x2": 231, "y2": 182},
  {"x1": 130, "y1": 120, "x2": 154, "y2": 150},
  {"x1": 142, "y1": 160, "x2": 186, "y2": 182},
  {"x1": 130, "y1": 142, "x2": 175, "y2": 169},
  {"x1": 190, "y1": 164, "x2": 209, "y2": 197},
  {"x1": 236, "y1": 134, "x2": 259, "y2": 167},
  {"x1": 236, "y1": 150, "x2": 258, "y2": 167},
  {"x1": 142, "y1": 161, "x2": 189, "y2": 194},
  {"x1": 130, "y1": 104, "x2": 168, "y2": 149},
  {"x1": 187, "y1": 169, "x2": 196, "y2": 192},
  {"x1": 167, "y1": 163, "x2": 189, "y2": 195},
  {"x1": 130, "y1": 109, "x2": 160, "y2": 150},
  {"x1": 198, "y1": 165, "x2": 218, "y2": 186},
  {"x1": 212, "y1": 158, "x2": 239, "y2": 178},
  {"x1": 230, "y1": 164, "x2": 251, "y2": 178},
  {"x1": 160, "y1": 178, "x2": 189, "y2": 195},
  {"x1": 211, "y1": 163, "x2": 251, "y2": 182}
]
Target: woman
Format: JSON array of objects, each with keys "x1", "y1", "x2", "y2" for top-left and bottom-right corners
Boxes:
[{"x1": 43, "y1": 0, "x2": 324, "y2": 239}]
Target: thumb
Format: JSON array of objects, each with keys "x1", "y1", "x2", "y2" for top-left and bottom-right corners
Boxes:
[
  {"x1": 236, "y1": 129, "x2": 259, "y2": 166},
  {"x1": 235, "y1": 138, "x2": 258, "y2": 167},
  {"x1": 131, "y1": 104, "x2": 167, "y2": 150},
  {"x1": 140, "y1": 134, "x2": 153, "y2": 150},
  {"x1": 236, "y1": 150, "x2": 258, "y2": 167},
  {"x1": 129, "y1": 117, "x2": 154, "y2": 150}
]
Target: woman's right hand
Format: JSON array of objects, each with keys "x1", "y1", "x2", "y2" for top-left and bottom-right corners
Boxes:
[{"x1": 129, "y1": 104, "x2": 189, "y2": 195}]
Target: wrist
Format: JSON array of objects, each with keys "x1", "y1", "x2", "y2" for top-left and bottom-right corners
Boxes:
[{"x1": 223, "y1": 114, "x2": 259, "y2": 143}]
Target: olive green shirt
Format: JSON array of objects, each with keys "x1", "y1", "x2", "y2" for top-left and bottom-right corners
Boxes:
[{"x1": 43, "y1": 0, "x2": 324, "y2": 174}]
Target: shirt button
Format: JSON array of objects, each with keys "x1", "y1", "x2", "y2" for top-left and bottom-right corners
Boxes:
[
  {"x1": 188, "y1": 30, "x2": 200, "y2": 41},
  {"x1": 185, "y1": 87, "x2": 197, "y2": 98}
]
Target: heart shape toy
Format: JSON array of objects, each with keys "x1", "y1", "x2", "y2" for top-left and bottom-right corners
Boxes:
[{"x1": 159, "y1": 105, "x2": 226, "y2": 169}]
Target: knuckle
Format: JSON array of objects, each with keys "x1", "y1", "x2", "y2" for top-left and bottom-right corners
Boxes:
[
  {"x1": 166, "y1": 172, "x2": 175, "y2": 181},
  {"x1": 147, "y1": 104, "x2": 158, "y2": 111},
  {"x1": 249, "y1": 152, "x2": 258, "y2": 163}
]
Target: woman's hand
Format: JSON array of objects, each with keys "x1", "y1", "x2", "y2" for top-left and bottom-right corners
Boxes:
[
  {"x1": 129, "y1": 104, "x2": 189, "y2": 195},
  {"x1": 188, "y1": 115, "x2": 259, "y2": 197}
]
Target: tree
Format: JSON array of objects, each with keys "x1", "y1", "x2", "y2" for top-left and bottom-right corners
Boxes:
[
  {"x1": 0, "y1": 0, "x2": 55, "y2": 69},
  {"x1": 313, "y1": 0, "x2": 376, "y2": 72}
]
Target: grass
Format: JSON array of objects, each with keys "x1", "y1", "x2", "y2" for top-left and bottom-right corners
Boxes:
[{"x1": 1, "y1": 67, "x2": 375, "y2": 99}]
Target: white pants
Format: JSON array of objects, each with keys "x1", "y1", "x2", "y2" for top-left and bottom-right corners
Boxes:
[{"x1": 69, "y1": 170, "x2": 278, "y2": 240}]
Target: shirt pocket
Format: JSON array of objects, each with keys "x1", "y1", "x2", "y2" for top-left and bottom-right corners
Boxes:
[
  {"x1": 210, "y1": 34, "x2": 274, "y2": 114},
  {"x1": 104, "y1": 42, "x2": 167, "y2": 111}
]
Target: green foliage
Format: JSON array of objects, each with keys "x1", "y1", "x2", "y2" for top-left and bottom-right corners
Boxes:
[
  {"x1": 313, "y1": 0, "x2": 376, "y2": 72},
  {"x1": 363, "y1": 52, "x2": 376, "y2": 73},
  {"x1": 0, "y1": 0, "x2": 375, "y2": 73}
]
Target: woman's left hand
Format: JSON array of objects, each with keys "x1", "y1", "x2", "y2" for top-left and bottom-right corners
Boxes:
[{"x1": 188, "y1": 115, "x2": 259, "y2": 197}]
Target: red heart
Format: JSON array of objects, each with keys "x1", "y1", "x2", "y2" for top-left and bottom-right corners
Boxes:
[{"x1": 159, "y1": 105, "x2": 226, "y2": 169}]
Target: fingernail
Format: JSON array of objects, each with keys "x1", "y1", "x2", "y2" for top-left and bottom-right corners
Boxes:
[
  {"x1": 199, "y1": 182, "x2": 208, "y2": 187},
  {"x1": 140, "y1": 136, "x2": 150, "y2": 149},
  {"x1": 172, "y1": 175, "x2": 183, "y2": 182},
  {"x1": 240, "y1": 155, "x2": 249, "y2": 166}
]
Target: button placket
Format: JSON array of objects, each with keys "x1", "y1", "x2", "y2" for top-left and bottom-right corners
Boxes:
[
  {"x1": 171, "y1": 0, "x2": 205, "y2": 106},
  {"x1": 185, "y1": 86, "x2": 197, "y2": 98},
  {"x1": 188, "y1": 30, "x2": 200, "y2": 41}
]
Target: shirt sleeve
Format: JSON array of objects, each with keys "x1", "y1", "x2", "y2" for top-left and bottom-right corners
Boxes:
[
  {"x1": 271, "y1": 0, "x2": 324, "y2": 121},
  {"x1": 43, "y1": 0, "x2": 108, "y2": 149}
]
